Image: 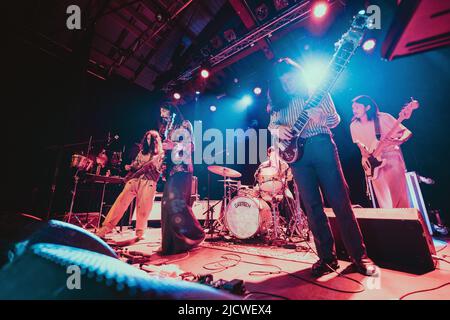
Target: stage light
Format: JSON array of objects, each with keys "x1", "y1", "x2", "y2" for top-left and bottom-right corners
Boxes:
[
  {"x1": 358, "y1": 9, "x2": 366, "y2": 15},
  {"x1": 210, "y1": 105, "x2": 217, "y2": 112},
  {"x1": 302, "y1": 59, "x2": 329, "y2": 91},
  {"x1": 312, "y1": 2, "x2": 328, "y2": 18},
  {"x1": 253, "y1": 87, "x2": 262, "y2": 95},
  {"x1": 239, "y1": 95, "x2": 253, "y2": 109},
  {"x1": 173, "y1": 92, "x2": 181, "y2": 100},
  {"x1": 195, "y1": 91, "x2": 200, "y2": 95},
  {"x1": 200, "y1": 69, "x2": 210, "y2": 79},
  {"x1": 362, "y1": 39, "x2": 376, "y2": 52}
]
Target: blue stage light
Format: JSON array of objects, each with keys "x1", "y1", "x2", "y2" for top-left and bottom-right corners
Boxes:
[{"x1": 239, "y1": 95, "x2": 253, "y2": 108}]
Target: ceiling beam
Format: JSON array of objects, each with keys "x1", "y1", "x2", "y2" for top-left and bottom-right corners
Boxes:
[{"x1": 228, "y1": 0, "x2": 274, "y2": 60}]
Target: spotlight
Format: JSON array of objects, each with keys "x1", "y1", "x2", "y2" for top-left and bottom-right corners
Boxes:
[
  {"x1": 362, "y1": 39, "x2": 376, "y2": 52},
  {"x1": 195, "y1": 91, "x2": 201, "y2": 95},
  {"x1": 200, "y1": 69, "x2": 210, "y2": 79},
  {"x1": 302, "y1": 59, "x2": 329, "y2": 91},
  {"x1": 239, "y1": 95, "x2": 253, "y2": 108},
  {"x1": 173, "y1": 92, "x2": 181, "y2": 100},
  {"x1": 312, "y1": 2, "x2": 328, "y2": 18},
  {"x1": 210, "y1": 105, "x2": 217, "y2": 112},
  {"x1": 253, "y1": 87, "x2": 262, "y2": 95}
]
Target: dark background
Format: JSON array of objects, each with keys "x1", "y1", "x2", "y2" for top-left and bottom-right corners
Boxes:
[{"x1": 4, "y1": 1, "x2": 450, "y2": 226}]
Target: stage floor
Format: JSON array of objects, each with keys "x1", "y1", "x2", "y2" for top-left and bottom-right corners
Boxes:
[{"x1": 102, "y1": 228, "x2": 450, "y2": 300}]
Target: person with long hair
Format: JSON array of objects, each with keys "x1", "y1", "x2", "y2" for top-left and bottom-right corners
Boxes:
[
  {"x1": 267, "y1": 58, "x2": 377, "y2": 277},
  {"x1": 96, "y1": 130, "x2": 163, "y2": 240},
  {"x1": 158, "y1": 103, "x2": 205, "y2": 255},
  {"x1": 350, "y1": 95, "x2": 412, "y2": 208}
]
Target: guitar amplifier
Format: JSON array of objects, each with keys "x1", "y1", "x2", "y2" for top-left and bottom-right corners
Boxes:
[{"x1": 324, "y1": 208, "x2": 436, "y2": 274}]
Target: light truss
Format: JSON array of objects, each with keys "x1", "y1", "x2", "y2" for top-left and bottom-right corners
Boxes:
[{"x1": 163, "y1": 0, "x2": 338, "y2": 91}]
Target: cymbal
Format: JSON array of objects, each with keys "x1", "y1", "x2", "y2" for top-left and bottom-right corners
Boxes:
[
  {"x1": 207, "y1": 165, "x2": 242, "y2": 178},
  {"x1": 217, "y1": 179, "x2": 240, "y2": 183}
]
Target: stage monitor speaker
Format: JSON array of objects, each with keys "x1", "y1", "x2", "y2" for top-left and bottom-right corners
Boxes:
[
  {"x1": 0, "y1": 213, "x2": 117, "y2": 267},
  {"x1": 0, "y1": 243, "x2": 237, "y2": 299},
  {"x1": 324, "y1": 208, "x2": 436, "y2": 274}
]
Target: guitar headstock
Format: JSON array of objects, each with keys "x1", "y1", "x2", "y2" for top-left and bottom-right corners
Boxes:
[
  {"x1": 399, "y1": 99, "x2": 420, "y2": 121},
  {"x1": 334, "y1": 10, "x2": 370, "y2": 52}
]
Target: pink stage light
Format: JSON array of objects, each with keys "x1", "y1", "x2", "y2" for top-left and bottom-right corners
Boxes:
[
  {"x1": 200, "y1": 69, "x2": 210, "y2": 79},
  {"x1": 312, "y1": 2, "x2": 328, "y2": 18}
]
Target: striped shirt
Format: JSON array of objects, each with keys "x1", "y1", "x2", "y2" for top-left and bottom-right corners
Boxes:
[{"x1": 268, "y1": 93, "x2": 340, "y2": 138}]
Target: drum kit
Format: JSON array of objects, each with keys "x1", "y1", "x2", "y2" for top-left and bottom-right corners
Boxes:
[{"x1": 206, "y1": 164, "x2": 309, "y2": 245}]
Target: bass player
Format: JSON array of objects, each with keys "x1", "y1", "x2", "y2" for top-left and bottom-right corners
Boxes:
[
  {"x1": 268, "y1": 58, "x2": 377, "y2": 277},
  {"x1": 350, "y1": 95, "x2": 416, "y2": 208}
]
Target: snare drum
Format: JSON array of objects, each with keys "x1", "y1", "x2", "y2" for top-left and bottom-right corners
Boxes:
[
  {"x1": 224, "y1": 195, "x2": 272, "y2": 239},
  {"x1": 237, "y1": 185, "x2": 259, "y2": 198},
  {"x1": 71, "y1": 154, "x2": 94, "y2": 171}
]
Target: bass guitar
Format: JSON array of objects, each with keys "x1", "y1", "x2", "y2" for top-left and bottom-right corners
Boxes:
[
  {"x1": 276, "y1": 10, "x2": 370, "y2": 163},
  {"x1": 358, "y1": 99, "x2": 419, "y2": 180}
]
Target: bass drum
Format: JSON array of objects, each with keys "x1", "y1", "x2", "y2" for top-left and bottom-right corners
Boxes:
[{"x1": 224, "y1": 196, "x2": 272, "y2": 239}]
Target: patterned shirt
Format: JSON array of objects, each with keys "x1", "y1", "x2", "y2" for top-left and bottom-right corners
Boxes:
[
  {"x1": 268, "y1": 93, "x2": 340, "y2": 138},
  {"x1": 130, "y1": 151, "x2": 162, "y2": 182},
  {"x1": 166, "y1": 120, "x2": 194, "y2": 176}
]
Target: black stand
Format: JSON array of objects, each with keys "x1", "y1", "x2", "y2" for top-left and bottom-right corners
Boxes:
[{"x1": 204, "y1": 172, "x2": 225, "y2": 242}]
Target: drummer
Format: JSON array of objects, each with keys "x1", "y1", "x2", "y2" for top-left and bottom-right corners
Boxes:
[{"x1": 256, "y1": 146, "x2": 292, "y2": 182}]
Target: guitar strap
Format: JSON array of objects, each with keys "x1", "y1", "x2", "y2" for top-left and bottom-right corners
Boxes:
[{"x1": 374, "y1": 114, "x2": 381, "y2": 140}]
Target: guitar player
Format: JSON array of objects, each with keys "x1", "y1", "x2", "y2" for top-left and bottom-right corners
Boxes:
[
  {"x1": 350, "y1": 95, "x2": 414, "y2": 208},
  {"x1": 96, "y1": 130, "x2": 164, "y2": 240},
  {"x1": 268, "y1": 58, "x2": 377, "y2": 277}
]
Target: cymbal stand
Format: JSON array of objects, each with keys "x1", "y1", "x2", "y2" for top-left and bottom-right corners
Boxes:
[
  {"x1": 65, "y1": 169, "x2": 85, "y2": 227},
  {"x1": 204, "y1": 173, "x2": 226, "y2": 241},
  {"x1": 285, "y1": 182, "x2": 309, "y2": 242}
]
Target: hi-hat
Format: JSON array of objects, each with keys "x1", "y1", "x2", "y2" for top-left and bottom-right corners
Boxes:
[{"x1": 207, "y1": 165, "x2": 242, "y2": 178}]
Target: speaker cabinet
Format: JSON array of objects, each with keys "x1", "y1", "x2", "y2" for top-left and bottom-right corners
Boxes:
[{"x1": 324, "y1": 208, "x2": 436, "y2": 274}]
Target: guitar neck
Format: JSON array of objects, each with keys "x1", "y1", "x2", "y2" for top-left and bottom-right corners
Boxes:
[
  {"x1": 291, "y1": 31, "x2": 364, "y2": 135},
  {"x1": 372, "y1": 117, "x2": 404, "y2": 157}
]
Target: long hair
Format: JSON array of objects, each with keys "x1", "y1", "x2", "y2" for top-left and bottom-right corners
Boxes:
[
  {"x1": 267, "y1": 58, "x2": 304, "y2": 112},
  {"x1": 351, "y1": 95, "x2": 380, "y2": 122},
  {"x1": 140, "y1": 130, "x2": 163, "y2": 156}
]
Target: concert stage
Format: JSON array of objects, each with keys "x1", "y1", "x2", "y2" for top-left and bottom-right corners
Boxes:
[
  {"x1": 103, "y1": 228, "x2": 450, "y2": 300},
  {"x1": 7, "y1": 0, "x2": 450, "y2": 305}
]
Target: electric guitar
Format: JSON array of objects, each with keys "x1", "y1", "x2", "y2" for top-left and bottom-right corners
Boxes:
[
  {"x1": 276, "y1": 11, "x2": 370, "y2": 163},
  {"x1": 160, "y1": 113, "x2": 176, "y2": 180},
  {"x1": 358, "y1": 99, "x2": 419, "y2": 180},
  {"x1": 123, "y1": 154, "x2": 163, "y2": 183}
]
